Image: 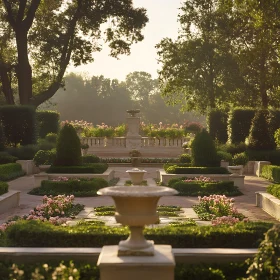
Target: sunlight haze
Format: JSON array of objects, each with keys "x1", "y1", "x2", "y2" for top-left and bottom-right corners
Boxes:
[{"x1": 68, "y1": 0, "x2": 182, "y2": 81}]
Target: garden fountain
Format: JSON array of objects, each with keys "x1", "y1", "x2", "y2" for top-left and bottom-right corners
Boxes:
[
  {"x1": 126, "y1": 168, "x2": 147, "y2": 185},
  {"x1": 97, "y1": 185, "x2": 178, "y2": 280}
]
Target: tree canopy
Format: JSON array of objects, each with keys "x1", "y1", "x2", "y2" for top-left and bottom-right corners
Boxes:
[{"x1": 0, "y1": 0, "x2": 148, "y2": 107}]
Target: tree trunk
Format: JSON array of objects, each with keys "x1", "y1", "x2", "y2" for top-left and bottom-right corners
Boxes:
[
  {"x1": 0, "y1": 65, "x2": 14, "y2": 104},
  {"x1": 260, "y1": 50, "x2": 268, "y2": 108},
  {"x1": 15, "y1": 29, "x2": 32, "y2": 105}
]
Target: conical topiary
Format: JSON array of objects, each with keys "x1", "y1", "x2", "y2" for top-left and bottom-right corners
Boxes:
[
  {"x1": 54, "y1": 123, "x2": 81, "y2": 166},
  {"x1": 247, "y1": 110, "x2": 276, "y2": 151},
  {"x1": 191, "y1": 129, "x2": 219, "y2": 167}
]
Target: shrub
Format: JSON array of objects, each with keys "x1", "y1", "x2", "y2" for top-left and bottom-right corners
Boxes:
[
  {"x1": 0, "y1": 152, "x2": 18, "y2": 164},
  {"x1": 232, "y1": 152, "x2": 249, "y2": 166},
  {"x1": 33, "y1": 149, "x2": 56, "y2": 166},
  {"x1": 36, "y1": 111, "x2": 60, "y2": 138},
  {"x1": 267, "y1": 184, "x2": 280, "y2": 200},
  {"x1": 191, "y1": 129, "x2": 220, "y2": 167},
  {"x1": 45, "y1": 133, "x2": 58, "y2": 143},
  {"x1": 29, "y1": 177, "x2": 108, "y2": 197},
  {"x1": 179, "y1": 153, "x2": 192, "y2": 163},
  {"x1": 0, "y1": 105, "x2": 36, "y2": 147},
  {"x1": 268, "y1": 110, "x2": 280, "y2": 142},
  {"x1": 227, "y1": 108, "x2": 255, "y2": 144},
  {"x1": 218, "y1": 142, "x2": 247, "y2": 156},
  {"x1": 261, "y1": 165, "x2": 280, "y2": 183},
  {"x1": 207, "y1": 109, "x2": 228, "y2": 143},
  {"x1": 247, "y1": 110, "x2": 276, "y2": 150},
  {"x1": 0, "y1": 163, "x2": 25, "y2": 181},
  {"x1": 82, "y1": 155, "x2": 100, "y2": 164},
  {"x1": 37, "y1": 138, "x2": 56, "y2": 151},
  {"x1": 0, "y1": 181, "x2": 8, "y2": 195},
  {"x1": 165, "y1": 166, "x2": 229, "y2": 174},
  {"x1": 47, "y1": 163, "x2": 108, "y2": 174},
  {"x1": 274, "y1": 128, "x2": 280, "y2": 148},
  {"x1": 246, "y1": 149, "x2": 280, "y2": 165},
  {"x1": 185, "y1": 122, "x2": 202, "y2": 134},
  {"x1": 246, "y1": 224, "x2": 280, "y2": 279},
  {"x1": 0, "y1": 125, "x2": 5, "y2": 151},
  {"x1": 6, "y1": 144, "x2": 39, "y2": 160},
  {"x1": 55, "y1": 123, "x2": 81, "y2": 166},
  {"x1": 217, "y1": 151, "x2": 232, "y2": 163}
]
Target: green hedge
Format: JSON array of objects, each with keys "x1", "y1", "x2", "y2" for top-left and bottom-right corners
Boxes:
[
  {"x1": 165, "y1": 166, "x2": 229, "y2": 174},
  {"x1": 246, "y1": 150, "x2": 280, "y2": 165},
  {"x1": 261, "y1": 165, "x2": 280, "y2": 183},
  {"x1": 82, "y1": 155, "x2": 100, "y2": 164},
  {"x1": 267, "y1": 184, "x2": 280, "y2": 199},
  {"x1": 6, "y1": 144, "x2": 39, "y2": 160},
  {"x1": 4, "y1": 220, "x2": 272, "y2": 248},
  {"x1": 0, "y1": 153, "x2": 18, "y2": 164},
  {"x1": 228, "y1": 108, "x2": 255, "y2": 144},
  {"x1": 0, "y1": 181, "x2": 8, "y2": 195},
  {"x1": 47, "y1": 163, "x2": 108, "y2": 174},
  {"x1": 0, "y1": 163, "x2": 25, "y2": 181},
  {"x1": 168, "y1": 179, "x2": 242, "y2": 196},
  {"x1": 0, "y1": 105, "x2": 37, "y2": 147},
  {"x1": 36, "y1": 111, "x2": 60, "y2": 138},
  {"x1": 207, "y1": 109, "x2": 228, "y2": 143},
  {"x1": 29, "y1": 178, "x2": 108, "y2": 196}
]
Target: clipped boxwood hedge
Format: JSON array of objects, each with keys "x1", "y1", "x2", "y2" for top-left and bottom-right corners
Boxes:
[
  {"x1": 165, "y1": 166, "x2": 229, "y2": 174},
  {"x1": 261, "y1": 165, "x2": 280, "y2": 183},
  {"x1": 29, "y1": 178, "x2": 108, "y2": 197},
  {"x1": 0, "y1": 163, "x2": 25, "y2": 181},
  {"x1": 0, "y1": 153, "x2": 18, "y2": 164},
  {"x1": 168, "y1": 178, "x2": 242, "y2": 196},
  {"x1": 47, "y1": 163, "x2": 108, "y2": 174},
  {"x1": 267, "y1": 184, "x2": 280, "y2": 200},
  {"x1": 4, "y1": 220, "x2": 272, "y2": 248},
  {"x1": 0, "y1": 181, "x2": 8, "y2": 195}
]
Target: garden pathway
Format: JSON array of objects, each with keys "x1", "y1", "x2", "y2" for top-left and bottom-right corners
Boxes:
[{"x1": 0, "y1": 167, "x2": 279, "y2": 224}]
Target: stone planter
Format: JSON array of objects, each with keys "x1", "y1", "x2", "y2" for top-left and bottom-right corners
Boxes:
[
  {"x1": 227, "y1": 165, "x2": 243, "y2": 175},
  {"x1": 38, "y1": 165, "x2": 51, "y2": 172},
  {"x1": 126, "y1": 168, "x2": 147, "y2": 185}
]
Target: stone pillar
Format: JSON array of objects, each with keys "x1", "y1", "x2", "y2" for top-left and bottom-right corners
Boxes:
[
  {"x1": 254, "y1": 161, "x2": 271, "y2": 177},
  {"x1": 126, "y1": 110, "x2": 142, "y2": 150}
]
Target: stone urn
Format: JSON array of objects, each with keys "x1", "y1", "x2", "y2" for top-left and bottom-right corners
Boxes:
[
  {"x1": 228, "y1": 165, "x2": 243, "y2": 175},
  {"x1": 126, "y1": 168, "x2": 147, "y2": 185},
  {"x1": 97, "y1": 186, "x2": 178, "y2": 256}
]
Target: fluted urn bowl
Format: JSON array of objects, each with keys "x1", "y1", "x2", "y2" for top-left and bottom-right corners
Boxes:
[{"x1": 97, "y1": 186, "x2": 178, "y2": 256}]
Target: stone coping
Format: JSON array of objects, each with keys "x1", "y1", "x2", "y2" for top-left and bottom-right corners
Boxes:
[
  {"x1": 0, "y1": 247, "x2": 257, "y2": 264},
  {"x1": 0, "y1": 191, "x2": 20, "y2": 214},
  {"x1": 256, "y1": 191, "x2": 280, "y2": 221}
]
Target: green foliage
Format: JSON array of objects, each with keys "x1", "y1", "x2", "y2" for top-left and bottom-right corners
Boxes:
[
  {"x1": 246, "y1": 150, "x2": 280, "y2": 165},
  {"x1": 274, "y1": 128, "x2": 280, "y2": 148},
  {"x1": 261, "y1": 165, "x2": 280, "y2": 183},
  {"x1": 82, "y1": 155, "x2": 100, "y2": 164},
  {"x1": 179, "y1": 153, "x2": 192, "y2": 163},
  {"x1": 0, "y1": 125, "x2": 5, "y2": 151},
  {"x1": 232, "y1": 152, "x2": 249, "y2": 166},
  {"x1": 217, "y1": 142, "x2": 247, "y2": 156},
  {"x1": 29, "y1": 178, "x2": 108, "y2": 197},
  {"x1": 247, "y1": 110, "x2": 276, "y2": 151},
  {"x1": 47, "y1": 163, "x2": 108, "y2": 174},
  {"x1": 185, "y1": 122, "x2": 202, "y2": 134},
  {"x1": 0, "y1": 163, "x2": 25, "y2": 181},
  {"x1": 0, "y1": 105, "x2": 36, "y2": 147},
  {"x1": 45, "y1": 133, "x2": 58, "y2": 143},
  {"x1": 165, "y1": 166, "x2": 229, "y2": 174},
  {"x1": 5, "y1": 144, "x2": 39, "y2": 160},
  {"x1": 4, "y1": 219, "x2": 272, "y2": 248},
  {"x1": 207, "y1": 109, "x2": 228, "y2": 143},
  {"x1": 227, "y1": 108, "x2": 255, "y2": 144},
  {"x1": 246, "y1": 224, "x2": 280, "y2": 279},
  {"x1": 33, "y1": 149, "x2": 56, "y2": 166},
  {"x1": 191, "y1": 129, "x2": 219, "y2": 167},
  {"x1": 0, "y1": 181, "x2": 8, "y2": 195},
  {"x1": 55, "y1": 123, "x2": 81, "y2": 166},
  {"x1": 217, "y1": 151, "x2": 232, "y2": 163},
  {"x1": 268, "y1": 110, "x2": 280, "y2": 142},
  {"x1": 0, "y1": 152, "x2": 18, "y2": 164},
  {"x1": 37, "y1": 138, "x2": 56, "y2": 151},
  {"x1": 36, "y1": 111, "x2": 60, "y2": 138},
  {"x1": 267, "y1": 184, "x2": 280, "y2": 200}
]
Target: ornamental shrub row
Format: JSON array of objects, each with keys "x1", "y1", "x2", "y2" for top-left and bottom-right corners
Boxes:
[
  {"x1": 0, "y1": 181, "x2": 8, "y2": 195},
  {"x1": 0, "y1": 163, "x2": 25, "y2": 181},
  {"x1": 267, "y1": 184, "x2": 280, "y2": 200},
  {"x1": 165, "y1": 166, "x2": 229, "y2": 174},
  {"x1": 261, "y1": 165, "x2": 280, "y2": 183},
  {"x1": 47, "y1": 163, "x2": 108, "y2": 174},
  {"x1": 29, "y1": 178, "x2": 108, "y2": 197},
  {"x1": 167, "y1": 179, "x2": 242, "y2": 196},
  {"x1": 4, "y1": 220, "x2": 272, "y2": 248},
  {"x1": 0, "y1": 153, "x2": 18, "y2": 164}
]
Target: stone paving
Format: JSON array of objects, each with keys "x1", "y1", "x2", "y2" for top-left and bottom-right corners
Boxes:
[{"x1": 0, "y1": 167, "x2": 279, "y2": 224}]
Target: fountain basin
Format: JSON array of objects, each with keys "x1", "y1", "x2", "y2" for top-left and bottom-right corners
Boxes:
[
  {"x1": 126, "y1": 168, "x2": 147, "y2": 185},
  {"x1": 97, "y1": 186, "x2": 178, "y2": 256}
]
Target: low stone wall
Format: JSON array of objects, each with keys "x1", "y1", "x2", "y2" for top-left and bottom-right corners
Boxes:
[
  {"x1": 0, "y1": 191, "x2": 20, "y2": 214},
  {"x1": 158, "y1": 170, "x2": 245, "y2": 188},
  {"x1": 256, "y1": 192, "x2": 280, "y2": 221},
  {"x1": 33, "y1": 169, "x2": 115, "y2": 188}
]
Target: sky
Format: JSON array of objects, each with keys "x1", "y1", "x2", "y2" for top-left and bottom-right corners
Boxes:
[{"x1": 68, "y1": 0, "x2": 182, "y2": 81}]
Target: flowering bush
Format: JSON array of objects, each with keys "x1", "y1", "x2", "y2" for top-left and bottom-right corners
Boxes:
[
  {"x1": 0, "y1": 195, "x2": 82, "y2": 231},
  {"x1": 212, "y1": 216, "x2": 249, "y2": 226},
  {"x1": 61, "y1": 120, "x2": 92, "y2": 131},
  {"x1": 183, "y1": 176, "x2": 217, "y2": 183},
  {"x1": 193, "y1": 194, "x2": 246, "y2": 222}
]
